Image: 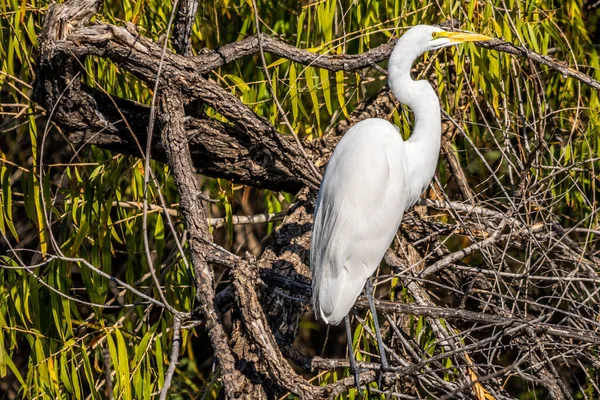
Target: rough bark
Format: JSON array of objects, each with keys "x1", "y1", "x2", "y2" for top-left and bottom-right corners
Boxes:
[
  {"x1": 172, "y1": 0, "x2": 199, "y2": 56},
  {"x1": 158, "y1": 91, "x2": 253, "y2": 397}
]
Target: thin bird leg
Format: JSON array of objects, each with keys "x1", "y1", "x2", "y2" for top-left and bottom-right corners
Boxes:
[
  {"x1": 345, "y1": 314, "x2": 362, "y2": 390},
  {"x1": 366, "y1": 277, "x2": 390, "y2": 371}
]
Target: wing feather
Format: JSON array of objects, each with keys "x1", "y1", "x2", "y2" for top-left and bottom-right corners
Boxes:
[{"x1": 311, "y1": 119, "x2": 409, "y2": 324}]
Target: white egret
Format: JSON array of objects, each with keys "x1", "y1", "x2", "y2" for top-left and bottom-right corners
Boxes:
[{"x1": 310, "y1": 25, "x2": 492, "y2": 387}]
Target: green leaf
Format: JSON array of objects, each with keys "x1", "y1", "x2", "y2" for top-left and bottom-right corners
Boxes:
[
  {"x1": 115, "y1": 329, "x2": 132, "y2": 399},
  {"x1": 305, "y1": 67, "x2": 322, "y2": 134},
  {"x1": 80, "y1": 345, "x2": 99, "y2": 398},
  {"x1": 0, "y1": 161, "x2": 19, "y2": 242},
  {"x1": 156, "y1": 331, "x2": 164, "y2": 389},
  {"x1": 335, "y1": 69, "x2": 348, "y2": 118},
  {"x1": 71, "y1": 220, "x2": 90, "y2": 257},
  {"x1": 289, "y1": 63, "x2": 298, "y2": 122},
  {"x1": 155, "y1": 213, "x2": 165, "y2": 262},
  {"x1": 0, "y1": 344, "x2": 25, "y2": 387},
  {"x1": 320, "y1": 68, "x2": 332, "y2": 115}
]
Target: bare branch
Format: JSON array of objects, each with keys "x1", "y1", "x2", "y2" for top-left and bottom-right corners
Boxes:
[
  {"x1": 194, "y1": 34, "x2": 396, "y2": 74},
  {"x1": 158, "y1": 90, "x2": 248, "y2": 396},
  {"x1": 194, "y1": 33, "x2": 600, "y2": 92},
  {"x1": 480, "y1": 39, "x2": 600, "y2": 92},
  {"x1": 159, "y1": 315, "x2": 182, "y2": 400}
]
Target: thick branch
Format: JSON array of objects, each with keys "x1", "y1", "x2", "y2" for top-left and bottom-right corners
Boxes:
[
  {"x1": 172, "y1": 0, "x2": 198, "y2": 56},
  {"x1": 59, "y1": 23, "x2": 321, "y2": 189},
  {"x1": 194, "y1": 34, "x2": 396, "y2": 73},
  {"x1": 159, "y1": 91, "x2": 248, "y2": 396},
  {"x1": 66, "y1": 87, "x2": 305, "y2": 192},
  {"x1": 230, "y1": 257, "x2": 320, "y2": 398}
]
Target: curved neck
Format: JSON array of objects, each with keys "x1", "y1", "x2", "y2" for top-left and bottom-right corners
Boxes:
[{"x1": 388, "y1": 42, "x2": 442, "y2": 205}]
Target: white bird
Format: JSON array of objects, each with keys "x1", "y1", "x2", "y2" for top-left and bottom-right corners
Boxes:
[{"x1": 310, "y1": 25, "x2": 492, "y2": 387}]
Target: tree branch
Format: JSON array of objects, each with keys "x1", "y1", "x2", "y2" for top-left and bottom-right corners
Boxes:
[
  {"x1": 159, "y1": 315, "x2": 182, "y2": 400},
  {"x1": 59, "y1": 23, "x2": 321, "y2": 190},
  {"x1": 194, "y1": 33, "x2": 600, "y2": 92},
  {"x1": 194, "y1": 34, "x2": 396, "y2": 74},
  {"x1": 479, "y1": 39, "x2": 600, "y2": 92},
  {"x1": 172, "y1": 0, "x2": 198, "y2": 56},
  {"x1": 65, "y1": 87, "x2": 307, "y2": 192},
  {"x1": 158, "y1": 90, "x2": 248, "y2": 396}
]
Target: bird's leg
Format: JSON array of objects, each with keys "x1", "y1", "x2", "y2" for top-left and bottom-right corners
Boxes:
[
  {"x1": 345, "y1": 314, "x2": 362, "y2": 391},
  {"x1": 366, "y1": 277, "x2": 390, "y2": 376}
]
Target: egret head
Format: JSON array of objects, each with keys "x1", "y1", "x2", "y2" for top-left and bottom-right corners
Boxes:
[
  {"x1": 388, "y1": 25, "x2": 493, "y2": 115},
  {"x1": 397, "y1": 25, "x2": 493, "y2": 54},
  {"x1": 388, "y1": 25, "x2": 493, "y2": 99}
]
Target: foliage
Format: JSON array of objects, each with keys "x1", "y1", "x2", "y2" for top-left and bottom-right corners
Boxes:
[{"x1": 1, "y1": 0, "x2": 599, "y2": 398}]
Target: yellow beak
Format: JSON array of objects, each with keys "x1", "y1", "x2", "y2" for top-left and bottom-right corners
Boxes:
[{"x1": 433, "y1": 31, "x2": 493, "y2": 43}]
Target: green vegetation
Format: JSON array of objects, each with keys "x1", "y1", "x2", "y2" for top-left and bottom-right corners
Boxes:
[{"x1": 1, "y1": 0, "x2": 599, "y2": 398}]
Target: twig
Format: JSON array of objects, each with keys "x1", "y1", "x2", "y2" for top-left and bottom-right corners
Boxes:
[
  {"x1": 208, "y1": 211, "x2": 287, "y2": 228},
  {"x1": 102, "y1": 343, "x2": 114, "y2": 400},
  {"x1": 159, "y1": 314, "x2": 182, "y2": 400},
  {"x1": 418, "y1": 228, "x2": 503, "y2": 278},
  {"x1": 479, "y1": 39, "x2": 600, "y2": 92},
  {"x1": 354, "y1": 298, "x2": 600, "y2": 345},
  {"x1": 142, "y1": 0, "x2": 180, "y2": 315},
  {"x1": 452, "y1": 265, "x2": 600, "y2": 284}
]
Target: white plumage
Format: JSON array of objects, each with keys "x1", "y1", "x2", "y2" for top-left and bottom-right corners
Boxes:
[
  {"x1": 310, "y1": 119, "x2": 408, "y2": 324},
  {"x1": 310, "y1": 25, "x2": 492, "y2": 327}
]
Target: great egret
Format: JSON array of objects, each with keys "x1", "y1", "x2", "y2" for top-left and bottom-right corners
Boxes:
[{"x1": 310, "y1": 25, "x2": 492, "y2": 387}]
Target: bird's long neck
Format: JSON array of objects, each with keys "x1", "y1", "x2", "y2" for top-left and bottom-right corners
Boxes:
[{"x1": 388, "y1": 43, "x2": 442, "y2": 205}]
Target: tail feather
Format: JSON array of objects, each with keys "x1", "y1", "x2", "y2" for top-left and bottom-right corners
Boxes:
[{"x1": 312, "y1": 268, "x2": 367, "y2": 325}]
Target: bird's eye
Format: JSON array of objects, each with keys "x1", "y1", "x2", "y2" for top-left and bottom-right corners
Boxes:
[{"x1": 432, "y1": 31, "x2": 448, "y2": 39}]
